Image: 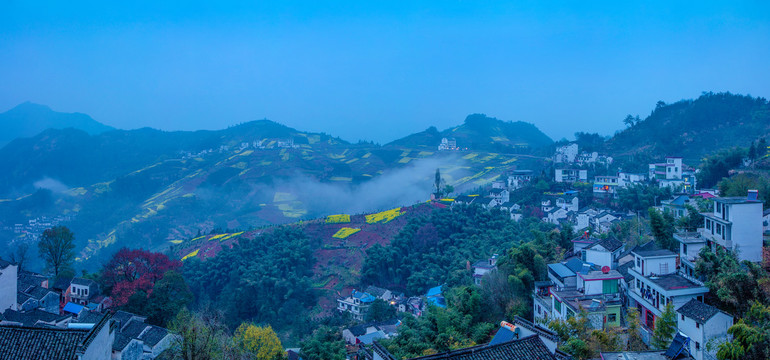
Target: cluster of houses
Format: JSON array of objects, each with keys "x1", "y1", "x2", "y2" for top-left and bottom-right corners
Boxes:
[
  {"x1": 437, "y1": 137, "x2": 460, "y2": 151},
  {"x1": 2, "y1": 214, "x2": 75, "y2": 245},
  {"x1": 178, "y1": 137, "x2": 301, "y2": 160},
  {"x1": 337, "y1": 285, "x2": 446, "y2": 324},
  {"x1": 553, "y1": 143, "x2": 614, "y2": 166},
  {"x1": 527, "y1": 190, "x2": 766, "y2": 360},
  {"x1": 0, "y1": 260, "x2": 175, "y2": 359}
]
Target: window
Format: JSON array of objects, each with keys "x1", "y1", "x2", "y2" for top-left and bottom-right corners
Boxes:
[
  {"x1": 696, "y1": 342, "x2": 700, "y2": 350},
  {"x1": 683, "y1": 244, "x2": 688, "y2": 254},
  {"x1": 636, "y1": 279, "x2": 640, "y2": 289},
  {"x1": 636, "y1": 257, "x2": 640, "y2": 267},
  {"x1": 696, "y1": 322, "x2": 700, "y2": 329},
  {"x1": 554, "y1": 300, "x2": 562, "y2": 313},
  {"x1": 706, "y1": 220, "x2": 711, "y2": 230},
  {"x1": 681, "y1": 314, "x2": 685, "y2": 321},
  {"x1": 608, "y1": 314, "x2": 617, "y2": 322}
]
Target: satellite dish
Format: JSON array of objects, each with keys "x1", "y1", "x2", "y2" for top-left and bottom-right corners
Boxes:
[{"x1": 602, "y1": 266, "x2": 610, "y2": 274}]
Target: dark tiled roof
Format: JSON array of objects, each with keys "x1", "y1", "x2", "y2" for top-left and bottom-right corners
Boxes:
[
  {"x1": 676, "y1": 299, "x2": 725, "y2": 323},
  {"x1": 17, "y1": 292, "x2": 32, "y2": 305},
  {"x1": 2, "y1": 310, "x2": 70, "y2": 327},
  {"x1": 407, "y1": 335, "x2": 556, "y2": 359},
  {"x1": 347, "y1": 324, "x2": 370, "y2": 336},
  {"x1": 616, "y1": 261, "x2": 635, "y2": 283},
  {"x1": 52, "y1": 277, "x2": 73, "y2": 292},
  {"x1": 632, "y1": 241, "x2": 675, "y2": 258},
  {"x1": 18, "y1": 271, "x2": 47, "y2": 289},
  {"x1": 73, "y1": 311, "x2": 103, "y2": 325},
  {"x1": 112, "y1": 333, "x2": 134, "y2": 352},
  {"x1": 112, "y1": 311, "x2": 143, "y2": 329},
  {"x1": 139, "y1": 325, "x2": 169, "y2": 347},
  {"x1": 121, "y1": 319, "x2": 148, "y2": 339},
  {"x1": 0, "y1": 325, "x2": 88, "y2": 360},
  {"x1": 590, "y1": 237, "x2": 623, "y2": 252},
  {"x1": 70, "y1": 278, "x2": 96, "y2": 287},
  {"x1": 365, "y1": 285, "x2": 388, "y2": 297}
]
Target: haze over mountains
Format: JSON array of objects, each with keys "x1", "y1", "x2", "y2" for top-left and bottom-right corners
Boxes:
[
  {"x1": 0, "y1": 102, "x2": 115, "y2": 146},
  {"x1": 0, "y1": 92, "x2": 768, "y2": 269}
]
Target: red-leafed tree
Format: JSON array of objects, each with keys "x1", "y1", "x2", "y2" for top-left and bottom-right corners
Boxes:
[{"x1": 101, "y1": 248, "x2": 180, "y2": 307}]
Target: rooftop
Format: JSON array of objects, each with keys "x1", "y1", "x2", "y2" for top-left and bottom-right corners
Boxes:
[
  {"x1": 647, "y1": 273, "x2": 707, "y2": 291},
  {"x1": 548, "y1": 263, "x2": 576, "y2": 280},
  {"x1": 714, "y1": 197, "x2": 762, "y2": 204},
  {"x1": 632, "y1": 241, "x2": 676, "y2": 258},
  {"x1": 676, "y1": 299, "x2": 730, "y2": 323},
  {"x1": 674, "y1": 232, "x2": 707, "y2": 244},
  {"x1": 0, "y1": 325, "x2": 88, "y2": 360},
  {"x1": 587, "y1": 237, "x2": 623, "y2": 252},
  {"x1": 407, "y1": 335, "x2": 556, "y2": 360},
  {"x1": 579, "y1": 270, "x2": 623, "y2": 281}
]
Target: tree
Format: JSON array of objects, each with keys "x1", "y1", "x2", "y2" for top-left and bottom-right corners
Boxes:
[
  {"x1": 758, "y1": 138, "x2": 768, "y2": 159},
  {"x1": 102, "y1": 248, "x2": 181, "y2": 307},
  {"x1": 626, "y1": 310, "x2": 647, "y2": 351},
  {"x1": 434, "y1": 168, "x2": 443, "y2": 198},
  {"x1": 168, "y1": 308, "x2": 236, "y2": 360},
  {"x1": 648, "y1": 208, "x2": 677, "y2": 251},
  {"x1": 366, "y1": 299, "x2": 397, "y2": 322},
  {"x1": 651, "y1": 302, "x2": 677, "y2": 350},
  {"x1": 38, "y1": 226, "x2": 76, "y2": 277},
  {"x1": 142, "y1": 271, "x2": 194, "y2": 326},
  {"x1": 233, "y1": 323, "x2": 286, "y2": 360},
  {"x1": 677, "y1": 205, "x2": 704, "y2": 232},
  {"x1": 717, "y1": 302, "x2": 770, "y2": 359},
  {"x1": 9, "y1": 243, "x2": 30, "y2": 271},
  {"x1": 300, "y1": 326, "x2": 346, "y2": 360},
  {"x1": 623, "y1": 115, "x2": 635, "y2": 128}
]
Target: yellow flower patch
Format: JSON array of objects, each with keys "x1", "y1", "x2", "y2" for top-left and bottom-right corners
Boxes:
[
  {"x1": 326, "y1": 214, "x2": 351, "y2": 224},
  {"x1": 218, "y1": 231, "x2": 244, "y2": 242},
  {"x1": 332, "y1": 227, "x2": 361, "y2": 239},
  {"x1": 365, "y1": 208, "x2": 403, "y2": 224},
  {"x1": 169, "y1": 240, "x2": 183, "y2": 244},
  {"x1": 209, "y1": 233, "x2": 228, "y2": 241},
  {"x1": 181, "y1": 249, "x2": 199, "y2": 261}
]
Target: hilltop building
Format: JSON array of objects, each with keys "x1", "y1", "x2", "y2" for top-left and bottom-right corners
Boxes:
[{"x1": 437, "y1": 138, "x2": 458, "y2": 151}]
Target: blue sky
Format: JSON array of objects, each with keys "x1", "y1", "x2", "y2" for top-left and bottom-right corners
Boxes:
[{"x1": 1, "y1": 1, "x2": 769, "y2": 143}]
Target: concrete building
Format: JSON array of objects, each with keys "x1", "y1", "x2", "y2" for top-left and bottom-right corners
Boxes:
[
  {"x1": 555, "y1": 169, "x2": 588, "y2": 183},
  {"x1": 626, "y1": 242, "x2": 708, "y2": 339},
  {"x1": 676, "y1": 299, "x2": 733, "y2": 360}
]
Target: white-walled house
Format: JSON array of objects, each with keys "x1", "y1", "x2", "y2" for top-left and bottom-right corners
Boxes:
[
  {"x1": 555, "y1": 169, "x2": 588, "y2": 183},
  {"x1": 554, "y1": 143, "x2": 579, "y2": 163},
  {"x1": 701, "y1": 192, "x2": 764, "y2": 263},
  {"x1": 627, "y1": 242, "x2": 708, "y2": 335},
  {"x1": 0, "y1": 258, "x2": 18, "y2": 313},
  {"x1": 618, "y1": 172, "x2": 647, "y2": 188},
  {"x1": 583, "y1": 237, "x2": 624, "y2": 269},
  {"x1": 472, "y1": 255, "x2": 498, "y2": 285},
  {"x1": 676, "y1": 299, "x2": 734, "y2": 360},
  {"x1": 507, "y1": 170, "x2": 534, "y2": 190}
]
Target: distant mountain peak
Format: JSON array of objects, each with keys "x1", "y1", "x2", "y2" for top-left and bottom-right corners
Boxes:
[{"x1": 0, "y1": 102, "x2": 115, "y2": 146}]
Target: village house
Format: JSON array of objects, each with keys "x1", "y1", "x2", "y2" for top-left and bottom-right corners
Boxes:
[
  {"x1": 338, "y1": 290, "x2": 376, "y2": 321},
  {"x1": 618, "y1": 171, "x2": 647, "y2": 188},
  {"x1": 437, "y1": 137, "x2": 458, "y2": 151},
  {"x1": 676, "y1": 190, "x2": 765, "y2": 277},
  {"x1": 592, "y1": 175, "x2": 620, "y2": 199},
  {"x1": 507, "y1": 169, "x2": 534, "y2": 190},
  {"x1": 649, "y1": 156, "x2": 696, "y2": 191},
  {"x1": 676, "y1": 299, "x2": 733, "y2": 360},
  {"x1": 471, "y1": 254, "x2": 498, "y2": 285},
  {"x1": 626, "y1": 242, "x2": 709, "y2": 344},
  {"x1": 541, "y1": 192, "x2": 579, "y2": 213},
  {"x1": 364, "y1": 285, "x2": 400, "y2": 303},
  {"x1": 0, "y1": 313, "x2": 114, "y2": 360},
  {"x1": 553, "y1": 143, "x2": 579, "y2": 163},
  {"x1": 549, "y1": 267, "x2": 624, "y2": 330},
  {"x1": 582, "y1": 237, "x2": 624, "y2": 269},
  {"x1": 0, "y1": 259, "x2": 18, "y2": 313},
  {"x1": 110, "y1": 310, "x2": 177, "y2": 360},
  {"x1": 487, "y1": 188, "x2": 510, "y2": 207},
  {"x1": 554, "y1": 168, "x2": 587, "y2": 183},
  {"x1": 661, "y1": 195, "x2": 692, "y2": 219},
  {"x1": 67, "y1": 278, "x2": 99, "y2": 306}
]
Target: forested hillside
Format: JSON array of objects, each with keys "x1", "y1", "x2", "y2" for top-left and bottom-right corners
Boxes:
[{"x1": 606, "y1": 92, "x2": 770, "y2": 162}]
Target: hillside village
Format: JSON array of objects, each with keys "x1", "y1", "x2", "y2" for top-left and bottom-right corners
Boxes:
[
  {"x1": 1, "y1": 138, "x2": 769, "y2": 360},
  {"x1": 0, "y1": 95, "x2": 769, "y2": 360}
]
